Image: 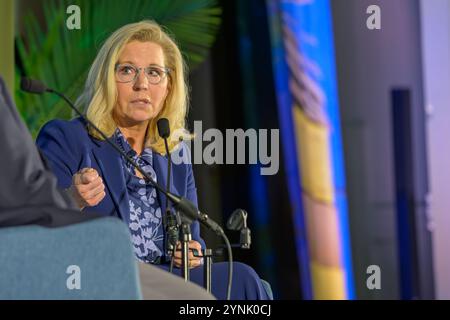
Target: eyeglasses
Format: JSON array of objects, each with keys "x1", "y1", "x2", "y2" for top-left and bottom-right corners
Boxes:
[{"x1": 115, "y1": 63, "x2": 171, "y2": 84}]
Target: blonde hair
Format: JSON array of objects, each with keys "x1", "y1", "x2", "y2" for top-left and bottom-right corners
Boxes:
[{"x1": 76, "y1": 20, "x2": 190, "y2": 154}]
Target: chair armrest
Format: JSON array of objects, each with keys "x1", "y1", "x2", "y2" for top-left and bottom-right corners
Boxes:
[{"x1": 0, "y1": 216, "x2": 141, "y2": 299}]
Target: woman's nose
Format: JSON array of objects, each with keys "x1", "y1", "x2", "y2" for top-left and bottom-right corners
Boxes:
[{"x1": 133, "y1": 70, "x2": 149, "y2": 90}]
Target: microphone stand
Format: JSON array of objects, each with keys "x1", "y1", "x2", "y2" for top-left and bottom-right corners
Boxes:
[
  {"x1": 191, "y1": 247, "x2": 213, "y2": 293},
  {"x1": 181, "y1": 222, "x2": 192, "y2": 281},
  {"x1": 203, "y1": 249, "x2": 213, "y2": 293},
  {"x1": 21, "y1": 79, "x2": 233, "y2": 300},
  {"x1": 164, "y1": 210, "x2": 180, "y2": 273},
  {"x1": 158, "y1": 119, "x2": 181, "y2": 274},
  {"x1": 159, "y1": 122, "x2": 191, "y2": 282}
]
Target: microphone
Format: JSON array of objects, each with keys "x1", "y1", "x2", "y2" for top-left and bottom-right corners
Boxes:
[
  {"x1": 20, "y1": 78, "x2": 49, "y2": 94},
  {"x1": 157, "y1": 118, "x2": 171, "y2": 210},
  {"x1": 22, "y1": 77, "x2": 232, "y2": 299},
  {"x1": 157, "y1": 118, "x2": 170, "y2": 139},
  {"x1": 157, "y1": 118, "x2": 180, "y2": 270}
]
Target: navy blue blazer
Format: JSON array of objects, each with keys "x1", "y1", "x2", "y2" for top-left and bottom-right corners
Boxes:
[{"x1": 36, "y1": 117, "x2": 204, "y2": 246}]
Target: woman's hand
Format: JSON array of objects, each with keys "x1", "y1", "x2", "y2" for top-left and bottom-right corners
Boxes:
[
  {"x1": 68, "y1": 168, "x2": 106, "y2": 210},
  {"x1": 173, "y1": 240, "x2": 203, "y2": 269}
]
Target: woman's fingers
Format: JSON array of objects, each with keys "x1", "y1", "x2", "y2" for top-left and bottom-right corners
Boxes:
[
  {"x1": 173, "y1": 257, "x2": 202, "y2": 269},
  {"x1": 78, "y1": 178, "x2": 105, "y2": 200},
  {"x1": 86, "y1": 189, "x2": 106, "y2": 206},
  {"x1": 172, "y1": 240, "x2": 203, "y2": 269},
  {"x1": 189, "y1": 241, "x2": 203, "y2": 257},
  {"x1": 173, "y1": 250, "x2": 202, "y2": 261},
  {"x1": 70, "y1": 168, "x2": 106, "y2": 209},
  {"x1": 174, "y1": 241, "x2": 203, "y2": 259},
  {"x1": 73, "y1": 168, "x2": 99, "y2": 185}
]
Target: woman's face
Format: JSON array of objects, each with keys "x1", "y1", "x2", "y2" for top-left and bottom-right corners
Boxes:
[{"x1": 113, "y1": 41, "x2": 169, "y2": 127}]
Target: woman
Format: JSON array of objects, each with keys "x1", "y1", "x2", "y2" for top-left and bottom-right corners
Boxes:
[{"x1": 37, "y1": 20, "x2": 270, "y2": 300}]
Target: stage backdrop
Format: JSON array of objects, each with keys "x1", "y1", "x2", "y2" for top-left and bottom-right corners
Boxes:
[{"x1": 266, "y1": 0, "x2": 355, "y2": 299}]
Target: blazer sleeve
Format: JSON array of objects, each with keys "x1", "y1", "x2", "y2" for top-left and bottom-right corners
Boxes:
[{"x1": 36, "y1": 120, "x2": 80, "y2": 189}]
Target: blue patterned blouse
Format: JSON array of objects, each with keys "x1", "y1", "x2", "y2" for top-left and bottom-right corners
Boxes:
[{"x1": 114, "y1": 129, "x2": 164, "y2": 264}]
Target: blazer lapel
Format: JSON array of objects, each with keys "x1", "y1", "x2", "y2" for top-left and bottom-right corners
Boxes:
[
  {"x1": 91, "y1": 140, "x2": 177, "y2": 222},
  {"x1": 92, "y1": 140, "x2": 130, "y2": 222}
]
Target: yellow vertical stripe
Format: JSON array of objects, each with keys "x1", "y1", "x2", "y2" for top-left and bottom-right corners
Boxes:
[
  {"x1": 310, "y1": 261, "x2": 346, "y2": 300},
  {"x1": 293, "y1": 106, "x2": 334, "y2": 203}
]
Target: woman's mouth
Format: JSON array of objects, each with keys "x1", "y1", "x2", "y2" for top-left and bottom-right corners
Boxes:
[{"x1": 131, "y1": 98, "x2": 151, "y2": 105}]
